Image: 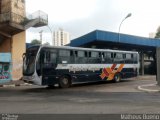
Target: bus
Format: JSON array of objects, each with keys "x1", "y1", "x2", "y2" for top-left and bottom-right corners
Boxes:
[{"x1": 22, "y1": 45, "x2": 139, "y2": 88}]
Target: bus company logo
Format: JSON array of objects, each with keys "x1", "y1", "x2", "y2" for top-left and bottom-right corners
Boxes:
[{"x1": 100, "y1": 64, "x2": 125, "y2": 80}]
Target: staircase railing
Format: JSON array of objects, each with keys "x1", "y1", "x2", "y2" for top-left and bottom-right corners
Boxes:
[
  {"x1": 28, "y1": 10, "x2": 48, "y2": 22},
  {"x1": 0, "y1": 10, "x2": 48, "y2": 28}
]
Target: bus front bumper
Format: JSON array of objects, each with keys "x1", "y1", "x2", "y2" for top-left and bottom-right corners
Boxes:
[{"x1": 22, "y1": 75, "x2": 42, "y2": 85}]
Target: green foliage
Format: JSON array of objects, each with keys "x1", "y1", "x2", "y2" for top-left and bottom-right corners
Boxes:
[
  {"x1": 155, "y1": 26, "x2": 160, "y2": 38},
  {"x1": 30, "y1": 39, "x2": 41, "y2": 45},
  {"x1": 43, "y1": 42, "x2": 50, "y2": 45}
]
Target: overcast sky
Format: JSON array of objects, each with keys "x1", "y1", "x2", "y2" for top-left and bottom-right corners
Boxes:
[{"x1": 26, "y1": 0, "x2": 160, "y2": 45}]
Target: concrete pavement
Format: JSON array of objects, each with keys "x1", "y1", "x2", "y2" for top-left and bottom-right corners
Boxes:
[
  {"x1": 1, "y1": 75, "x2": 160, "y2": 93},
  {"x1": 137, "y1": 75, "x2": 160, "y2": 92},
  {"x1": 138, "y1": 83, "x2": 160, "y2": 92},
  {"x1": 0, "y1": 80, "x2": 31, "y2": 87}
]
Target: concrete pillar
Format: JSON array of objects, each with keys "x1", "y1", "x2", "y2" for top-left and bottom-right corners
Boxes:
[
  {"x1": 0, "y1": 38, "x2": 11, "y2": 52},
  {"x1": 140, "y1": 52, "x2": 144, "y2": 75},
  {"x1": 11, "y1": 31, "x2": 26, "y2": 80},
  {"x1": 156, "y1": 47, "x2": 160, "y2": 85}
]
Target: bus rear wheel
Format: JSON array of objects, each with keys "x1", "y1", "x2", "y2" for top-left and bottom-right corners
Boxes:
[
  {"x1": 113, "y1": 73, "x2": 121, "y2": 83},
  {"x1": 59, "y1": 76, "x2": 71, "y2": 88}
]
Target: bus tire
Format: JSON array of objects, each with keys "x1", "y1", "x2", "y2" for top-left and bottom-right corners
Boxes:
[
  {"x1": 59, "y1": 76, "x2": 71, "y2": 88},
  {"x1": 113, "y1": 73, "x2": 121, "y2": 83}
]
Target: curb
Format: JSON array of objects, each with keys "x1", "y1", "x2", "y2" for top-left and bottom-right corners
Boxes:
[
  {"x1": 137, "y1": 83, "x2": 160, "y2": 92},
  {"x1": 0, "y1": 83, "x2": 32, "y2": 88}
]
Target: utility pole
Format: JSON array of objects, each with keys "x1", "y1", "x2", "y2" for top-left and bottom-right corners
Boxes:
[
  {"x1": 39, "y1": 30, "x2": 43, "y2": 44},
  {"x1": 47, "y1": 25, "x2": 54, "y2": 46}
]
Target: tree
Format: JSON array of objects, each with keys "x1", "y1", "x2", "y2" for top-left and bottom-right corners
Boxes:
[
  {"x1": 43, "y1": 42, "x2": 50, "y2": 45},
  {"x1": 30, "y1": 39, "x2": 41, "y2": 45},
  {"x1": 155, "y1": 26, "x2": 160, "y2": 38}
]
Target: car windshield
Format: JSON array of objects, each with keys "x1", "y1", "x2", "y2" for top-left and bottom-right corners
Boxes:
[{"x1": 23, "y1": 46, "x2": 40, "y2": 76}]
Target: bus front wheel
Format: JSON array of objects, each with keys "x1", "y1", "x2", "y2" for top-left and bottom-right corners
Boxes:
[
  {"x1": 59, "y1": 76, "x2": 71, "y2": 88},
  {"x1": 113, "y1": 73, "x2": 121, "y2": 83}
]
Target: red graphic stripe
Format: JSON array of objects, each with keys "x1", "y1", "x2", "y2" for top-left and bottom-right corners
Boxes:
[
  {"x1": 100, "y1": 73, "x2": 106, "y2": 79},
  {"x1": 103, "y1": 68, "x2": 109, "y2": 77},
  {"x1": 111, "y1": 64, "x2": 117, "y2": 71}
]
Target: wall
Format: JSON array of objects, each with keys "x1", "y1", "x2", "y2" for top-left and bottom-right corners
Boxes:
[
  {"x1": 11, "y1": 0, "x2": 25, "y2": 23},
  {"x1": 11, "y1": 0, "x2": 25, "y2": 16},
  {"x1": 0, "y1": 38, "x2": 11, "y2": 52},
  {"x1": 1, "y1": 0, "x2": 11, "y2": 13},
  {"x1": 0, "y1": 0, "x2": 25, "y2": 23},
  {"x1": 0, "y1": 53, "x2": 12, "y2": 84},
  {"x1": 11, "y1": 31, "x2": 26, "y2": 80}
]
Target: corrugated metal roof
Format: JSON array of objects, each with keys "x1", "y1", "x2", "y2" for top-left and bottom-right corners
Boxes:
[{"x1": 70, "y1": 30, "x2": 160, "y2": 47}]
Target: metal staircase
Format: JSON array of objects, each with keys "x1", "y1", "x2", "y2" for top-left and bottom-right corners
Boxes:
[
  {"x1": 23, "y1": 10, "x2": 48, "y2": 29},
  {"x1": 0, "y1": 10, "x2": 48, "y2": 40}
]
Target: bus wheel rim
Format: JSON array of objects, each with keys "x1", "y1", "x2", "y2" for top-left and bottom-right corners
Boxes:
[{"x1": 62, "y1": 78, "x2": 68, "y2": 85}]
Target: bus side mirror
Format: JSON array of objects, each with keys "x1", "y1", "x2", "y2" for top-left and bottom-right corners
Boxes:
[{"x1": 22, "y1": 53, "x2": 26, "y2": 59}]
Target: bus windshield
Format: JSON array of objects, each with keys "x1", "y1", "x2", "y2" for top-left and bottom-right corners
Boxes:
[{"x1": 23, "y1": 46, "x2": 40, "y2": 76}]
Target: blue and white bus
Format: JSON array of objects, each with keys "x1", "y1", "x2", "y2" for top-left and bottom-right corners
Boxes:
[{"x1": 22, "y1": 45, "x2": 139, "y2": 88}]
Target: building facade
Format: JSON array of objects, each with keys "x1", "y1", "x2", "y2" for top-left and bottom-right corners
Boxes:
[
  {"x1": 0, "y1": 0, "x2": 48, "y2": 83},
  {"x1": 53, "y1": 29, "x2": 70, "y2": 46},
  {"x1": 0, "y1": 0, "x2": 26, "y2": 82},
  {"x1": 149, "y1": 32, "x2": 156, "y2": 38}
]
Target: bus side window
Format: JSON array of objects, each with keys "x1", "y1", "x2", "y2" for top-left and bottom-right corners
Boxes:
[
  {"x1": 75, "y1": 51, "x2": 87, "y2": 64},
  {"x1": 133, "y1": 54, "x2": 138, "y2": 63},
  {"x1": 59, "y1": 50, "x2": 70, "y2": 64},
  {"x1": 118, "y1": 53, "x2": 124, "y2": 63},
  {"x1": 88, "y1": 52, "x2": 100, "y2": 64},
  {"x1": 92, "y1": 52, "x2": 100, "y2": 63},
  {"x1": 113, "y1": 53, "x2": 117, "y2": 63},
  {"x1": 41, "y1": 52, "x2": 45, "y2": 64},
  {"x1": 88, "y1": 51, "x2": 93, "y2": 63},
  {"x1": 89, "y1": 52, "x2": 91, "y2": 58},
  {"x1": 46, "y1": 51, "x2": 50, "y2": 62},
  {"x1": 101, "y1": 53, "x2": 105, "y2": 63},
  {"x1": 110, "y1": 53, "x2": 113, "y2": 59},
  {"x1": 70, "y1": 51, "x2": 74, "y2": 56},
  {"x1": 75, "y1": 51, "x2": 78, "y2": 57},
  {"x1": 43, "y1": 51, "x2": 57, "y2": 68},
  {"x1": 70, "y1": 50, "x2": 75, "y2": 63},
  {"x1": 42, "y1": 51, "x2": 50, "y2": 68},
  {"x1": 131, "y1": 54, "x2": 134, "y2": 63},
  {"x1": 85, "y1": 51, "x2": 88, "y2": 57},
  {"x1": 125, "y1": 54, "x2": 132, "y2": 63},
  {"x1": 105, "y1": 52, "x2": 112, "y2": 63},
  {"x1": 131, "y1": 53, "x2": 138, "y2": 64},
  {"x1": 123, "y1": 54, "x2": 126, "y2": 59},
  {"x1": 50, "y1": 52, "x2": 57, "y2": 64}
]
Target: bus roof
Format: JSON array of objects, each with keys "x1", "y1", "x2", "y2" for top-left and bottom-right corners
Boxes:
[{"x1": 29, "y1": 45, "x2": 139, "y2": 54}]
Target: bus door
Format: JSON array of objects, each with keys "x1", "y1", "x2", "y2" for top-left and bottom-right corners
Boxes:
[{"x1": 40, "y1": 49, "x2": 58, "y2": 85}]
